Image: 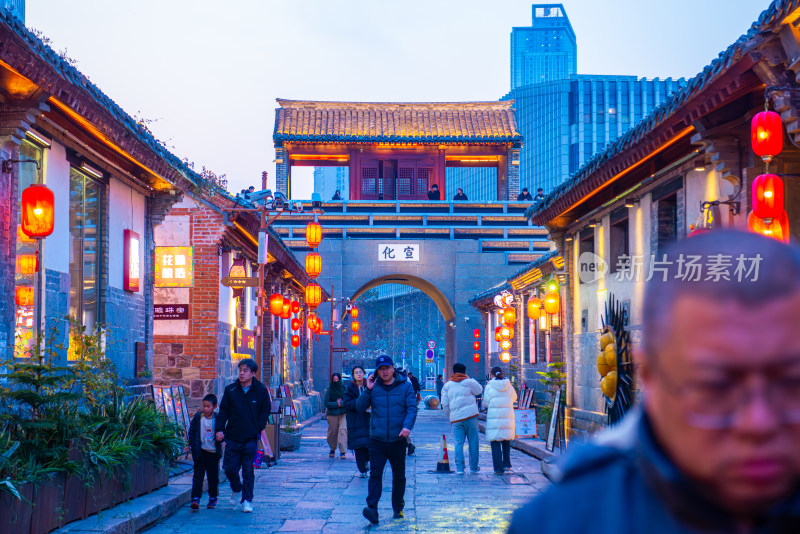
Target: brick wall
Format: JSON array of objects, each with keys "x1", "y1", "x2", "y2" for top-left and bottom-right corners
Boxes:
[
  {"x1": 105, "y1": 286, "x2": 146, "y2": 378},
  {"x1": 507, "y1": 147, "x2": 521, "y2": 201},
  {"x1": 44, "y1": 269, "x2": 69, "y2": 363}
]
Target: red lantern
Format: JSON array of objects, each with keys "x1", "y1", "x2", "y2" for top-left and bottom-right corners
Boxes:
[
  {"x1": 473, "y1": 353, "x2": 480, "y2": 363},
  {"x1": 751, "y1": 110, "x2": 783, "y2": 162},
  {"x1": 17, "y1": 225, "x2": 35, "y2": 244},
  {"x1": 308, "y1": 313, "x2": 321, "y2": 333},
  {"x1": 291, "y1": 335, "x2": 300, "y2": 348},
  {"x1": 500, "y1": 351, "x2": 511, "y2": 363},
  {"x1": 502, "y1": 307, "x2": 516, "y2": 326},
  {"x1": 748, "y1": 210, "x2": 789, "y2": 243},
  {"x1": 494, "y1": 327, "x2": 502, "y2": 342},
  {"x1": 351, "y1": 307, "x2": 359, "y2": 319},
  {"x1": 305, "y1": 252, "x2": 322, "y2": 279},
  {"x1": 15, "y1": 286, "x2": 34, "y2": 306},
  {"x1": 500, "y1": 326, "x2": 514, "y2": 340},
  {"x1": 351, "y1": 320, "x2": 359, "y2": 332},
  {"x1": 351, "y1": 333, "x2": 360, "y2": 346},
  {"x1": 305, "y1": 283, "x2": 322, "y2": 309},
  {"x1": 306, "y1": 222, "x2": 322, "y2": 248},
  {"x1": 752, "y1": 174, "x2": 785, "y2": 219},
  {"x1": 16, "y1": 254, "x2": 38, "y2": 274},
  {"x1": 20, "y1": 184, "x2": 55, "y2": 237},
  {"x1": 291, "y1": 318, "x2": 301, "y2": 331},
  {"x1": 281, "y1": 302, "x2": 291, "y2": 320},
  {"x1": 291, "y1": 300, "x2": 300, "y2": 314},
  {"x1": 473, "y1": 341, "x2": 480, "y2": 351},
  {"x1": 544, "y1": 290, "x2": 559, "y2": 315},
  {"x1": 473, "y1": 328, "x2": 480, "y2": 339},
  {"x1": 500, "y1": 339, "x2": 512, "y2": 351},
  {"x1": 270, "y1": 294, "x2": 284, "y2": 315},
  {"x1": 527, "y1": 298, "x2": 541, "y2": 319}
]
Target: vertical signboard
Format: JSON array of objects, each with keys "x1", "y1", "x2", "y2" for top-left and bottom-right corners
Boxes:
[{"x1": 123, "y1": 229, "x2": 140, "y2": 292}]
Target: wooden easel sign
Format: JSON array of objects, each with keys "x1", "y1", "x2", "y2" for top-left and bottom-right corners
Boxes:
[{"x1": 546, "y1": 389, "x2": 561, "y2": 452}]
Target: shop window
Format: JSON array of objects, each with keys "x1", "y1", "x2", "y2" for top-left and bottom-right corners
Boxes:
[
  {"x1": 69, "y1": 167, "x2": 103, "y2": 352},
  {"x1": 609, "y1": 214, "x2": 629, "y2": 273},
  {"x1": 578, "y1": 229, "x2": 595, "y2": 285},
  {"x1": 657, "y1": 194, "x2": 678, "y2": 255},
  {"x1": 14, "y1": 139, "x2": 44, "y2": 357}
]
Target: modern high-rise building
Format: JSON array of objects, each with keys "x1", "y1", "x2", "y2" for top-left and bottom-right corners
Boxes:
[
  {"x1": 312, "y1": 166, "x2": 349, "y2": 200},
  {"x1": 511, "y1": 4, "x2": 576, "y2": 90},
  {"x1": 505, "y1": 75, "x2": 684, "y2": 196}
]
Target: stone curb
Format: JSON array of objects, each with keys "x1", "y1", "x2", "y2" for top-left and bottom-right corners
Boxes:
[{"x1": 477, "y1": 419, "x2": 554, "y2": 462}]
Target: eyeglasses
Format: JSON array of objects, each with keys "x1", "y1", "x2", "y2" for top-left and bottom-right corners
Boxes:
[{"x1": 654, "y1": 366, "x2": 800, "y2": 430}]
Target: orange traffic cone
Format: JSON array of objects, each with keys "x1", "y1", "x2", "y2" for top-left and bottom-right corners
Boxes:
[{"x1": 436, "y1": 434, "x2": 452, "y2": 473}]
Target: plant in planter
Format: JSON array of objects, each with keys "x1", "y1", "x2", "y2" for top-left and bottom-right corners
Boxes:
[
  {"x1": 535, "y1": 362, "x2": 566, "y2": 432},
  {"x1": 279, "y1": 420, "x2": 302, "y2": 451}
]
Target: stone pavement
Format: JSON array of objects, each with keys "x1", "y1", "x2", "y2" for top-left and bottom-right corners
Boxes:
[{"x1": 143, "y1": 407, "x2": 549, "y2": 533}]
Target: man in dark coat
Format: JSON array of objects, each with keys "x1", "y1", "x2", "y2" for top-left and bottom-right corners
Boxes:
[
  {"x1": 508, "y1": 231, "x2": 800, "y2": 533},
  {"x1": 516, "y1": 187, "x2": 533, "y2": 201},
  {"x1": 427, "y1": 184, "x2": 441, "y2": 200},
  {"x1": 215, "y1": 358, "x2": 271, "y2": 513},
  {"x1": 357, "y1": 355, "x2": 418, "y2": 524}
]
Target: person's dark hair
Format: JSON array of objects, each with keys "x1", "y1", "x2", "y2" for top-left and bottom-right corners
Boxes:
[
  {"x1": 351, "y1": 365, "x2": 365, "y2": 375},
  {"x1": 203, "y1": 393, "x2": 218, "y2": 405},
  {"x1": 331, "y1": 373, "x2": 342, "y2": 382},
  {"x1": 437, "y1": 374, "x2": 442, "y2": 379},
  {"x1": 238, "y1": 358, "x2": 258, "y2": 373},
  {"x1": 643, "y1": 230, "x2": 800, "y2": 362},
  {"x1": 432, "y1": 184, "x2": 439, "y2": 189},
  {"x1": 537, "y1": 188, "x2": 543, "y2": 192},
  {"x1": 522, "y1": 188, "x2": 528, "y2": 192},
  {"x1": 408, "y1": 371, "x2": 413, "y2": 375},
  {"x1": 490, "y1": 366, "x2": 503, "y2": 379},
  {"x1": 453, "y1": 362, "x2": 466, "y2": 374}
]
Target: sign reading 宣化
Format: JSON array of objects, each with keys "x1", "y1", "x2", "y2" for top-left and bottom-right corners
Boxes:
[
  {"x1": 378, "y1": 243, "x2": 419, "y2": 262},
  {"x1": 154, "y1": 304, "x2": 190, "y2": 320},
  {"x1": 154, "y1": 246, "x2": 194, "y2": 287}
]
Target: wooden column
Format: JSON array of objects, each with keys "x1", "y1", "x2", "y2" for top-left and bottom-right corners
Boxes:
[
  {"x1": 437, "y1": 148, "x2": 446, "y2": 200},
  {"x1": 497, "y1": 153, "x2": 508, "y2": 200},
  {"x1": 348, "y1": 149, "x2": 360, "y2": 200}
]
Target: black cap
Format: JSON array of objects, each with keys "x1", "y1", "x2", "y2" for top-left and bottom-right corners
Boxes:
[{"x1": 375, "y1": 355, "x2": 394, "y2": 369}]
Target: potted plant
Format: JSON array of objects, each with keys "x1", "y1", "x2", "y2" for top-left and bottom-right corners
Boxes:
[
  {"x1": 535, "y1": 362, "x2": 566, "y2": 438},
  {"x1": 279, "y1": 421, "x2": 302, "y2": 452}
]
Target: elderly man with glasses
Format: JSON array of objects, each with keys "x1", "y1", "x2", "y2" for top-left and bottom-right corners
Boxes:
[{"x1": 509, "y1": 230, "x2": 800, "y2": 533}]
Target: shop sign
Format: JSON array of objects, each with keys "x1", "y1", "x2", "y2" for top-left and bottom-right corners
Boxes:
[
  {"x1": 378, "y1": 243, "x2": 419, "y2": 261},
  {"x1": 154, "y1": 304, "x2": 189, "y2": 320},
  {"x1": 124, "y1": 229, "x2": 140, "y2": 292},
  {"x1": 154, "y1": 246, "x2": 194, "y2": 287},
  {"x1": 233, "y1": 327, "x2": 256, "y2": 356}
]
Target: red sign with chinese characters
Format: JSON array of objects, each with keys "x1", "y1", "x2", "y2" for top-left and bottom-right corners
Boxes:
[
  {"x1": 154, "y1": 246, "x2": 193, "y2": 287},
  {"x1": 124, "y1": 229, "x2": 140, "y2": 292},
  {"x1": 154, "y1": 304, "x2": 190, "y2": 320}
]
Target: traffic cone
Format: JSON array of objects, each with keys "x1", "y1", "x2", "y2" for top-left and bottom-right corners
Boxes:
[{"x1": 436, "y1": 434, "x2": 452, "y2": 473}]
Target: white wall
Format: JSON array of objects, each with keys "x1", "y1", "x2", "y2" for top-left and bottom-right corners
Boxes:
[
  {"x1": 108, "y1": 179, "x2": 145, "y2": 290},
  {"x1": 153, "y1": 205, "x2": 195, "y2": 336},
  {"x1": 42, "y1": 142, "x2": 70, "y2": 274}
]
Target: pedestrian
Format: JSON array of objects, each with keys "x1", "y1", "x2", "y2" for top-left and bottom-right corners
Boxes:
[
  {"x1": 189, "y1": 394, "x2": 222, "y2": 509},
  {"x1": 453, "y1": 188, "x2": 468, "y2": 200},
  {"x1": 395, "y1": 367, "x2": 417, "y2": 456},
  {"x1": 509, "y1": 230, "x2": 800, "y2": 533},
  {"x1": 215, "y1": 358, "x2": 271, "y2": 513},
  {"x1": 440, "y1": 362, "x2": 483, "y2": 474},
  {"x1": 483, "y1": 367, "x2": 517, "y2": 475},
  {"x1": 344, "y1": 366, "x2": 371, "y2": 477},
  {"x1": 357, "y1": 355, "x2": 418, "y2": 525},
  {"x1": 516, "y1": 187, "x2": 533, "y2": 201},
  {"x1": 533, "y1": 187, "x2": 545, "y2": 202},
  {"x1": 332, "y1": 189, "x2": 342, "y2": 200},
  {"x1": 324, "y1": 373, "x2": 348, "y2": 459},
  {"x1": 436, "y1": 374, "x2": 444, "y2": 409},
  {"x1": 427, "y1": 183, "x2": 441, "y2": 200}
]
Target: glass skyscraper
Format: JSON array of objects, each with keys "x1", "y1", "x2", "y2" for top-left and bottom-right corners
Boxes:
[
  {"x1": 511, "y1": 4, "x2": 576, "y2": 89},
  {"x1": 312, "y1": 167, "x2": 349, "y2": 200}
]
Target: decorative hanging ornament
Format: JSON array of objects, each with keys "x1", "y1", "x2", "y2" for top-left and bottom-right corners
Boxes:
[
  {"x1": 291, "y1": 318, "x2": 301, "y2": 331},
  {"x1": 290, "y1": 300, "x2": 300, "y2": 314},
  {"x1": 351, "y1": 320, "x2": 359, "y2": 332},
  {"x1": 20, "y1": 184, "x2": 55, "y2": 237},
  {"x1": 544, "y1": 290, "x2": 559, "y2": 315},
  {"x1": 305, "y1": 252, "x2": 322, "y2": 279},
  {"x1": 228, "y1": 258, "x2": 246, "y2": 299},
  {"x1": 501, "y1": 307, "x2": 516, "y2": 326},
  {"x1": 291, "y1": 335, "x2": 300, "y2": 348},
  {"x1": 751, "y1": 174, "x2": 785, "y2": 220},
  {"x1": 350, "y1": 307, "x2": 359, "y2": 319},
  {"x1": 751, "y1": 110, "x2": 783, "y2": 163},
  {"x1": 500, "y1": 351, "x2": 511, "y2": 363},
  {"x1": 305, "y1": 222, "x2": 322, "y2": 248},
  {"x1": 473, "y1": 353, "x2": 480, "y2": 363},
  {"x1": 351, "y1": 333, "x2": 360, "y2": 346},
  {"x1": 305, "y1": 283, "x2": 322, "y2": 309},
  {"x1": 270, "y1": 294, "x2": 284, "y2": 315}
]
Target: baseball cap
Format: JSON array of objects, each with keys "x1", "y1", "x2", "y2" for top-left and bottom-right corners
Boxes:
[{"x1": 375, "y1": 355, "x2": 394, "y2": 369}]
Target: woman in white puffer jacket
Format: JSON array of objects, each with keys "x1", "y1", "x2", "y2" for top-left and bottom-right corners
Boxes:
[{"x1": 483, "y1": 366, "x2": 517, "y2": 474}]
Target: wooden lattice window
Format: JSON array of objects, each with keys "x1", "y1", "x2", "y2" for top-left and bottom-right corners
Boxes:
[
  {"x1": 361, "y1": 167, "x2": 378, "y2": 195},
  {"x1": 417, "y1": 167, "x2": 432, "y2": 195},
  {"x1": 397, "y1": 167, "x2": 414, "y2": 195}
]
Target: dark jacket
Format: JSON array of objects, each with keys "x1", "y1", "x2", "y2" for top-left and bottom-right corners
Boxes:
[
  {"x1": 408, "y1": 374, "x2": 421, "y2": 395},
  {"x1": 436, "y1": 378, "x2": 444, "y2": 396},
  {"x1": 188, "y1": 412, "x2": 222, "y2": 460},
  {"x1": 324, "y1": 382, "x2": 346, "y2": 416},
  {"x1": 356, "y1": 372, "x2": 417, "y2": 443},
  {"x1": 427, "y1": 189, "x2": 441, "y2": 200},
  {"x1": 215, "y1": 378, "x2": 271, "y2": 443},
  {"x1": 453, "y1": 192, "x2": 468, "y2": 200},
  {"x1": 517, "y1": 191, "x2": 533, "y2": 201},
  {"x1": 343, "y1": 380, "x2": 371, "y2": 450},
  {"x1": 508, "y1": 410, "x2": 800, "y2": 534}
]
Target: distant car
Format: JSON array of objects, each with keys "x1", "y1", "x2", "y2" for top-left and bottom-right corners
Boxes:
[{"x1": 341, "y1": 372, "x2": 352, "y2": 382}]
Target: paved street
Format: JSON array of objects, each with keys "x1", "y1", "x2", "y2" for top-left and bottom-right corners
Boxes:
[{"x1": 145, "y1": 406, "x2": 549, "y2": 533}]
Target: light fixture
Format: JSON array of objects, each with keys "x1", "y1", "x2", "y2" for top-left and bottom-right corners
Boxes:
[
  {"x1": 624, "y1": 197, "x2": 637, "y2": 208},
  {"x1": 80, "y1": 163, "x2": 103, "y2": 179},
  {"x1": 26, "y1": 131, "x2": 51, "y2": 148},
  {"x1": 694, "y1": 159, "x2": 706, "y2": 172},
  {"x1": 588, "y1": 220, "x2": 597, "y2": 228}
]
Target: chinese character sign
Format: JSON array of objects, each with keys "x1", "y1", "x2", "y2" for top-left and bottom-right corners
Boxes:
[
  {"x1": 378, "y1": 243, "x2": 419, "y2": 262},
  {"x1": 154, "y1": 246, "x2": 194, "y2": 287},
  {"x1": 124, "y1": 229, "x2": 140, "y2": 292}
]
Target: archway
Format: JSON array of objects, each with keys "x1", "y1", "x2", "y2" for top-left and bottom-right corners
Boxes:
[{"x1": 350, "y1": 274, "x2": 457, "y2": 382}]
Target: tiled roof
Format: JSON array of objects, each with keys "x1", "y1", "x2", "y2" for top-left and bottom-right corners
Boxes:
[
  {"x1": 0, "y1": 8, "x2": 200, "y2": 187},
  {"x1": 528, "y1": 0, "x2": 800, "y2": 225},
  {"x1": 468, "y1": 250, "x2": 563, "y2": 306},
  {"x1": 273, "y1": 100, "x2": 523, "y2": 144}
]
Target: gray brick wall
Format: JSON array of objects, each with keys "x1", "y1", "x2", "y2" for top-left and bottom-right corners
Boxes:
[
  {"x1": 44, "y1": 269, "x2": 69, "y2": 364},
  {"x1": 105, "y1": 286, "x2": 146, "y2": 378},
  {"x1": 0, "y1": 140, "x2": 18, "y2": 360},
  {"x1": 507, "y1": 147, "x2": 521, "y2": 200}
]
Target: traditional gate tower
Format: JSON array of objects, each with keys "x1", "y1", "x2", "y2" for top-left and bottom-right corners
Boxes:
[{"x1": 273, "y1": 100, "x2": 523, "y2": 201}]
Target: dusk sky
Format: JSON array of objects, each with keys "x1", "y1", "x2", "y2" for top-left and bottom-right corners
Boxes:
[{"x1": 28, "y1": 1, "x2": 766, "y2": 198}]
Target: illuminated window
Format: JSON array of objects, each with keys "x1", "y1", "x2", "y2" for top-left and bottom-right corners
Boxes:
[{"x1": 69, "y1": 167, "x2": 103, "y2": 338}]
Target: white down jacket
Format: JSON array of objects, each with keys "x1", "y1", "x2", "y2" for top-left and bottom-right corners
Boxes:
[
  {"x1": 441, "y1": 376, "x2": 483, "y2": 422},
  {"x1": 483, "y1": 379, "x2": 517, "y2": 441}
]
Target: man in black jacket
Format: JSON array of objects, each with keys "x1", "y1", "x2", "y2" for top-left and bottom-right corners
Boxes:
[
  {"x1": 357, "y1": 355, "x2": 417, "y2": 525},
  {"x1": 215, "y1": 358, "x2": 271, "y2": 513}
]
